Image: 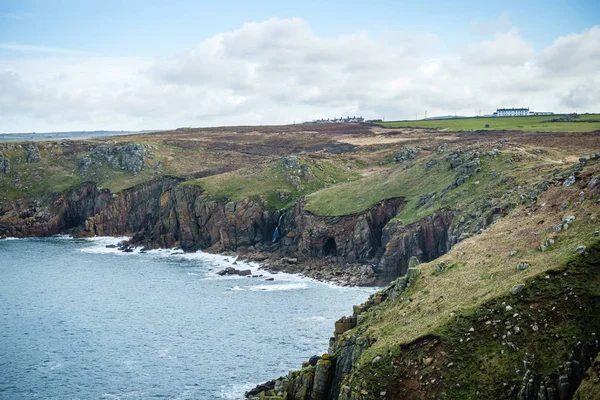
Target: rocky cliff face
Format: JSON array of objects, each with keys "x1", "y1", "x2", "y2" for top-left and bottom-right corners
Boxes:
[
  {"x1": 248, "y1": 241, "x2": 600, "y2": 400},
  {"x1": 0, "y1": 183, "x2": 106, "y2": 237},
  {"x1": 377, "y1": 211, "x2": 454, "y2": 282},
  {"x1": 279, "y1": 198, "x2": 405, "y2": 262},
  {"x1": 0, "y1": 177, "x2": 183, "y2": 238},
  {"x1": 131, "y1": 189, "x2": 279, "y2": 251},
  {"x1": 1, "y1": 177, "x2": 458, "y2": 285}
]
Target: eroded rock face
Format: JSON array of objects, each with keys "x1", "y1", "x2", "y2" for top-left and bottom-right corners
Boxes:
[
  {"x1": 0, "y1": 152, "x2": 9, "y2": 174},
  {"x1": 280, "y1": 198, "x2": 405, "y2": 263},
  {"x1": 0, "y1": 177, "x2": 183, "y2": 239},
  {"x1": 377, "y1": 211, "x2": 454, "y2": 282},
  {"x1": 25, "y1": 144, "x2": 41, "y2": 163},
  {"x1": 0, "y1": 183, "x2": 110, "y2": 237},
  {"x1": 392, "y1": 146, "x2": 420, "y2": 163},
  {"x1": 78, "y1": 143, "x2": 150, "y2": 175}
]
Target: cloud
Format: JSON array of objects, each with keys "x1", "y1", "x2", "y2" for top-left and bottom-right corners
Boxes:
[
  {"x1": 470, "y1": 12, "x2": 513, "y2": 35},
  {"x1": 464, "y1": 29, "x2": 534, "y2": 66},
  {"x1": 537, "y1": 26, "x2": 600, "y2": 75},
  {"x1": 1, "y1": 18, "x2": 599, "y2": 132}
]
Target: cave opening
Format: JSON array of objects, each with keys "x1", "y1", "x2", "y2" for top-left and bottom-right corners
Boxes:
[{"x1": 323, "y1": 237, "x2": 337, "y2": 256}]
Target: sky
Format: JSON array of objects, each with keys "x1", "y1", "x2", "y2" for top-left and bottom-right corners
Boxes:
[{"x1": 0, "y1": 0, "x2": 599, "y2": 132}]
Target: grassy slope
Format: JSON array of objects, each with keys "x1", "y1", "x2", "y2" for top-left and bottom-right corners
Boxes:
[
  {"x1": 574, "y1": 354, "x2": 600, "y2": 399},
  {"x1": 338, "y1": 164, "x2": 600, "y2": 396},
  {"x1": 305, "y1": 146, "x2": 567, "y2": 225},
  {"x1": 182, "y1": 155, "x2": 361, "y2": 210},
  {"x1": 379, "y1": 114, "x2": 600, "y2": 132},
  {"x1": 0, "y1": 139, "x2": 263, "y2": 203}
]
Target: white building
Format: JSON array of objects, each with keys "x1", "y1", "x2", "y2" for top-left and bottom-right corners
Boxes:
[{"x1": 493, "y1": 107, "x2": 529, "y2": 117}]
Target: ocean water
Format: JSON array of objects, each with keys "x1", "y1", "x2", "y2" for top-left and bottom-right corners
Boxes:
[{"x1": 0, "y1": 236, "x2": 375, "y2": 400}]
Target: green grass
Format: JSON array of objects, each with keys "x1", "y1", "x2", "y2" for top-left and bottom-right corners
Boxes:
[
  {"x1": 379, "y1": 114, "x2": 600, "y2": 132},
  {"x1": 305, "y1": 157, "x2": 454, "y2": 219},
  {"x1": 0, "y1": 146, "x2": 84, "y2": 202},
  {"x1": 337, "y1": 177, "x2": 600, "y2": 397},
  {"x1": 182, "y1": 155, "x2": 360, "y2": 210},
  {"x1": 305, "y1": 148, "x2": 560, "y2": 224}
]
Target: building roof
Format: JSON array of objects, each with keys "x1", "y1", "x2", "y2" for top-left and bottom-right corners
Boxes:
[{"x1": 497, "y1": 108, "x2": 529, "y2": 111}]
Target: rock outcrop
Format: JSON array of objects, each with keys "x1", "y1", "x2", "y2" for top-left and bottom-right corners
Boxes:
[
  {"x1": 377, "y1": 211, "x2": 453, "y2": 282},
  {"x1": 279, "y1": 198, "x2": 405, "y2": 263},
  {"x1": 248, "y1": 241, "x2": 600, "y2": 400},
  {"x1": 25, "y1": 144, "x2": 41, "y2": 163},
  {"x1": 0, "y1": 152, "x2": 9, "y2": 174},
  {"x1": 78, "y1": 143, "x2": 150, "y2": 175},
  {"x1": 0, "y1": 177, "x2": 182, "y2": 238}
]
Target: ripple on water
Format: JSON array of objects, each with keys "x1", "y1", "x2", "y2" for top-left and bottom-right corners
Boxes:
[{"x1": 0, "y1": 236, "x2": 377, "y2": 399}]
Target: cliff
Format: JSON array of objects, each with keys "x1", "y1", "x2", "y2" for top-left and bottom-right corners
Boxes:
[
  {"x1": 247, "y1": 162, "x2": 600, "y2": 399},
  {"x1": 1, "y1": 125, "x2": 600, "y2": 400}
]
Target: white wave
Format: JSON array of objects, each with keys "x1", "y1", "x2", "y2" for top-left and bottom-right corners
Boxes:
[
  {"x1": 51, "y1": 234, "x2": 74, "y2": 240},
  {"x1": 217, "y1": 382, "x2": 257, "y2": 400},
  {"x1": 81, "y1": 235, "x2": 130, "y2": 243},
  {"x1": 230, "y1": 283, "x2": 309, "y2": 292},
  {"x1": 0, "y1": 236, "x2": 20, "y2": 240},
  {"x1": 298, "y1": 316, "x2": 327, "y2": 322}
]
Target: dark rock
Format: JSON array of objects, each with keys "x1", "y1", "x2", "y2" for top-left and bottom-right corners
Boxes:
[
  {"x1": 392, "y1": 146, "x2": 420, "y2": 163},
  {"x1": 563, "y1": 175, "x2": 576, "y2": 187},
  {"x1": 245, "y1": 380, "x2": 276, "y2": 398},
  {"x1": 455, "y1": 174, "x2": 470, "y2": 187},
  {"x1": 25, "y1": 144, "x2": 41, "y2": 163},
  {"x1": 511, "y1": 284, "x2": 525, "y2": 295},
  {"x1": 418, "y1": 192, "x2": 436, "y2": 207},
  {"x1": 217, "y1": 267, "x2": 238, "y2": 276},
  {"x1": 279, "y1": 155, "x2": 299, "y2": 168},
  {"x1": 216, "y1": 267, "x2": 252, "y2": 276},
  {"x1": 77, "y1": 156, "x2": 92, "y2": 174},
  {"x1": 516, "y1": 262, "x2": 530, "y2": 271},
  {"x1": 0, "y1": 152, "x2": 9, "y2": 174},
  {"x1": 308, "y1": 355, "x2": 321, "y2": 366}
]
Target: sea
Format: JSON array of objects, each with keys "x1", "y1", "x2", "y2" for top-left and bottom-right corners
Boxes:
[{"x1": 0, "y1": 236, "x2": 374, "y2": 399}]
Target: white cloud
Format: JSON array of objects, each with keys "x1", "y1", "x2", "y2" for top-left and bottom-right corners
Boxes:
[
  {"x1": 0, "y1": 18, "x2": 599, "y2": 132},
  {"x1": 470, "y1": 12, "x2": 513, "y2": 35}
]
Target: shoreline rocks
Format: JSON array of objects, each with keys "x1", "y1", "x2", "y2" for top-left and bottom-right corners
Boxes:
[{"x1": 216, "y1": 266, "x2": 252, "y2": 276}]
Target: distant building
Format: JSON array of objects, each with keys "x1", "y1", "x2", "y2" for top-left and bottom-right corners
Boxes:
[
  {"x1": 531, "y1": 111, "x2": 554, "y2": 116},
  {"x1": 493, "y1": 108, "x2": 529, "y2": 117},
  {"x1": 305, "y1": 116, "x2": 364, "y2": 124}
]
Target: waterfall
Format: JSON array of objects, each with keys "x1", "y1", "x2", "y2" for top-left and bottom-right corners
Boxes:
[{"x1": 272, "y1": 214, "x2": 284, "y2": 243}]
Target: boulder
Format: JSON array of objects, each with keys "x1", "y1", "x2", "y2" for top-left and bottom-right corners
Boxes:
[
  {"x1": 574, "y1": 245, "x2": 586, "y2": 254},
  {"x1": 540, "y1": 238, "x2": 555, "y2": 252},
  {"x1": 392, "y1": 146, "x2": 420, "y2": 163},
  {"x1": 217, "y1": 267, "x2": 236, "y2": 276},
  {"x1": 511, "y1": 284, "x2": 525, "y2": 295},
  {"x1": 245, "y1": 380, "x2": 276, "y2": 398},
  {"x1": 308, "y1": 355, "x2": 321, "y2": 366},
  {"x1": 216, "y1": 266, "x2": 252, "y2": 276},
  {"x1": 516, "y1": 262, "x2": 530, "y2": 271},
  {"x1": 563, "y1": 175, "x2": 576, "y2": 187},
  {"x1": 25, "y1": 144, "x2": 41, "y2": 163}
]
